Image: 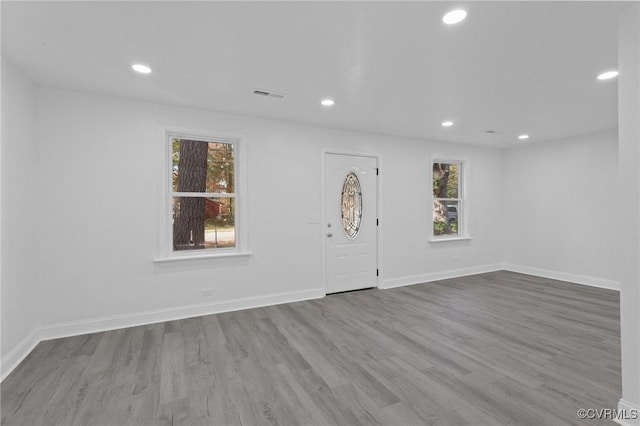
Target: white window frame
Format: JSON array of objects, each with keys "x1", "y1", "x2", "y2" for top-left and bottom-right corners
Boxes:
[
  {"x1": 155, "y1": 127, "x2": 250, "y2": 262},
  {"x1": 430, "y1": 156, "x2": 471, "y2": 242}
]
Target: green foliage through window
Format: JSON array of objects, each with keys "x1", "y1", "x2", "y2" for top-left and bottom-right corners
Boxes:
[
  {"x1": 433, "y1": 161, "x2": 462, "y2": 237},
  {"x1": 170, "y1": 138, "x2": 236, "y2": 251}
]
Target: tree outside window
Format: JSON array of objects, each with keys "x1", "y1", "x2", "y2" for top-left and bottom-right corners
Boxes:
[
  {"x1": 171, "y1": 138, "x2": 236, "y2": 251},
  {"x1": 433, "y1": 161, "x2": 463, "y2": 237}
]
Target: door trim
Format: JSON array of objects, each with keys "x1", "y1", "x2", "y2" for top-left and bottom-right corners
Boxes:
[{"x1": 321, "y1": 149, "x2": 382, "y2": 294}]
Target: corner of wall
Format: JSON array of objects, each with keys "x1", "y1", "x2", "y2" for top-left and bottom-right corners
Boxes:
[
  {"x1": 1, "y1": 287, "x2": 324, "y2": 382},
  {"x1": 615, "y1": 399, "x2": 640, "y2": 426},
  {"x1": 503, "y1": 264, "x2": 620, "y2": 291},
  {"x1": 1, "y1": 57, "x2": 42, "y2": 381},
  {"x1": 0, "y1": 328, "x2": 40, "y2": 382}
]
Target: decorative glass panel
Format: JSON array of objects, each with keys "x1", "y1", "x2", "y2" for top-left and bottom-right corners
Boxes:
[{"x1": 341, "y1": 172, "x2": 363, "y2": 239}]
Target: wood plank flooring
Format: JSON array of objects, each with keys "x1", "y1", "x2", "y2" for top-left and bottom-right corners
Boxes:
[{"x1": 1, "y1": 271, "x2": 621, "y2": 425}]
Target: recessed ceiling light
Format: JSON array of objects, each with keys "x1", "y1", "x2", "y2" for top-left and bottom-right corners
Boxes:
[
  {"x1": 441, "y1": 120, "x2": 454, "y2": 127},
  {"x1": 443, "y1": 9, "x2": 467, "y2": 25},
  {"x1": 597, "y1": 70, "x2": 619, "y2": 80},
  {"x1": 132, "y1": 64, "x2": 152, "y2": 74},
  {"x1": 518, "y1": 134, "x2": 530, "y2": 140},
  {"x1": 321, "y1": 99, "x2": 335, "y2": 106}
]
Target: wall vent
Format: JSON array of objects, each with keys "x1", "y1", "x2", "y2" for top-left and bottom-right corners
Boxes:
[{"x1": 252, "y1": 89, "x2": 287, "y2": 100}]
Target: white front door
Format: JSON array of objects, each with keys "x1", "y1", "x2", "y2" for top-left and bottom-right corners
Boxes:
[{"x1": 324, "y1": 153, "x2": 378, "y2": 294}]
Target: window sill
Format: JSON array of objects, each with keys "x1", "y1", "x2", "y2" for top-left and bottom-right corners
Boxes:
[
  {"x1": 429, "y1": 236, "x2": 473, "y2": 243},
  {"x1": 153, "y1": 251, "x2": 252, "y2": 263}
]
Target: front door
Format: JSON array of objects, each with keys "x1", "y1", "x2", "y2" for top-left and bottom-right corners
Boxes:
[{"x1": 324, "y1": 153, "x2": 378, "y2": 294}]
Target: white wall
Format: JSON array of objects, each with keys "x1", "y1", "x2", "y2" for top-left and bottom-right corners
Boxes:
[
  {"x1": 618, "y1": 4, "x2": 640, "y2": 422},
  {"x1": 503, "y1": 130, "x2": 619, "y2": 289},
  {"x1": 32, "y1": 87, "x2": 504, "y2": 334},
  {"x1": 1, "y1": 59, "x2": 41, "y2": 372},
  {"x1": 381, "y1": 139, "x2": 504, "y2": 287},
  {"x1": 2, "y1": 63, "x2": 626, "y2": 385}
]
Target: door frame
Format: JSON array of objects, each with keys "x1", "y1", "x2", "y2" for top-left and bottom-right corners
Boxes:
[{"x1": 321, "y1": 149, "x2": 382, "y2": 294}]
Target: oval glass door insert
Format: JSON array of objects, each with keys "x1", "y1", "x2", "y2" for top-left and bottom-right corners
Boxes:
[{"x1": 341, "y1": 172, "x2": 363, "y2": 238}]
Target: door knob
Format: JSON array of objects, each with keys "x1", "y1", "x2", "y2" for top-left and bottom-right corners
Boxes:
[{"x1": 327, "y1": 233, "x2": 333, "y2": 237}]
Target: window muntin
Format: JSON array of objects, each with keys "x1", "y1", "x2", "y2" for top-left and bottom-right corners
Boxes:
[
  {"x1": 433, "y1": 161, "x2": 463, "y2": 238},
  {"x1": 170, "y1": 136, "x2": 237, "y2": 252}
]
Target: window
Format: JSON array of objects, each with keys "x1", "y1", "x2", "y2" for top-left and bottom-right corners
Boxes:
[
  {"x1": 158, "y1": 130, "x2": 247, "y2": 260},
  {"x1": 432, "y1": 159, "x2": 465, "y2": 239}
]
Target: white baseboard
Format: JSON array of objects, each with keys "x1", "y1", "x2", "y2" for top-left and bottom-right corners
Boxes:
[
  {"x1": 615, "y1": 399, "x2": 640, "y2": 426},
  {"x1": 0, "y1": 265, "x2": 622, "y2": 383},
  {"x1": 1, "y1": 287, "x2": 324, "y2": 382},
  {"x1": 380, "y1": 263, "x2": 503, "y2": 289},
  {"x1": 503, "y1": 264, "x2": 620, "y2": 291},
  {"x1": 0, "y1": 328, "x2": 41, "y2": 382},
  {"x1": 37, "y1": 287, "x2": 324, "y2": 342}
]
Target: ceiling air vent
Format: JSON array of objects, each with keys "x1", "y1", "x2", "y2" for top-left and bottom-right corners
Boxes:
[{"x1": 252, "y1": 88, "x2": 288, "y2": 100}]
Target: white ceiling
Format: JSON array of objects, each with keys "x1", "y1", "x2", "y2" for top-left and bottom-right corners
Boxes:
[{"x1": 1, "y1": 1, "x2": 627, "y2": 147}]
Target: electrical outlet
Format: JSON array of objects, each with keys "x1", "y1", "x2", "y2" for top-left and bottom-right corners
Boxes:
[{"x1": 201, "y1": 288, "x2": 213, "y2": 297}]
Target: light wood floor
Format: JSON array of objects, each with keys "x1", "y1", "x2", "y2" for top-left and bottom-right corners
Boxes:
[{"x1": 1, "y1": 271, "x2": 621, "y2": 426}]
